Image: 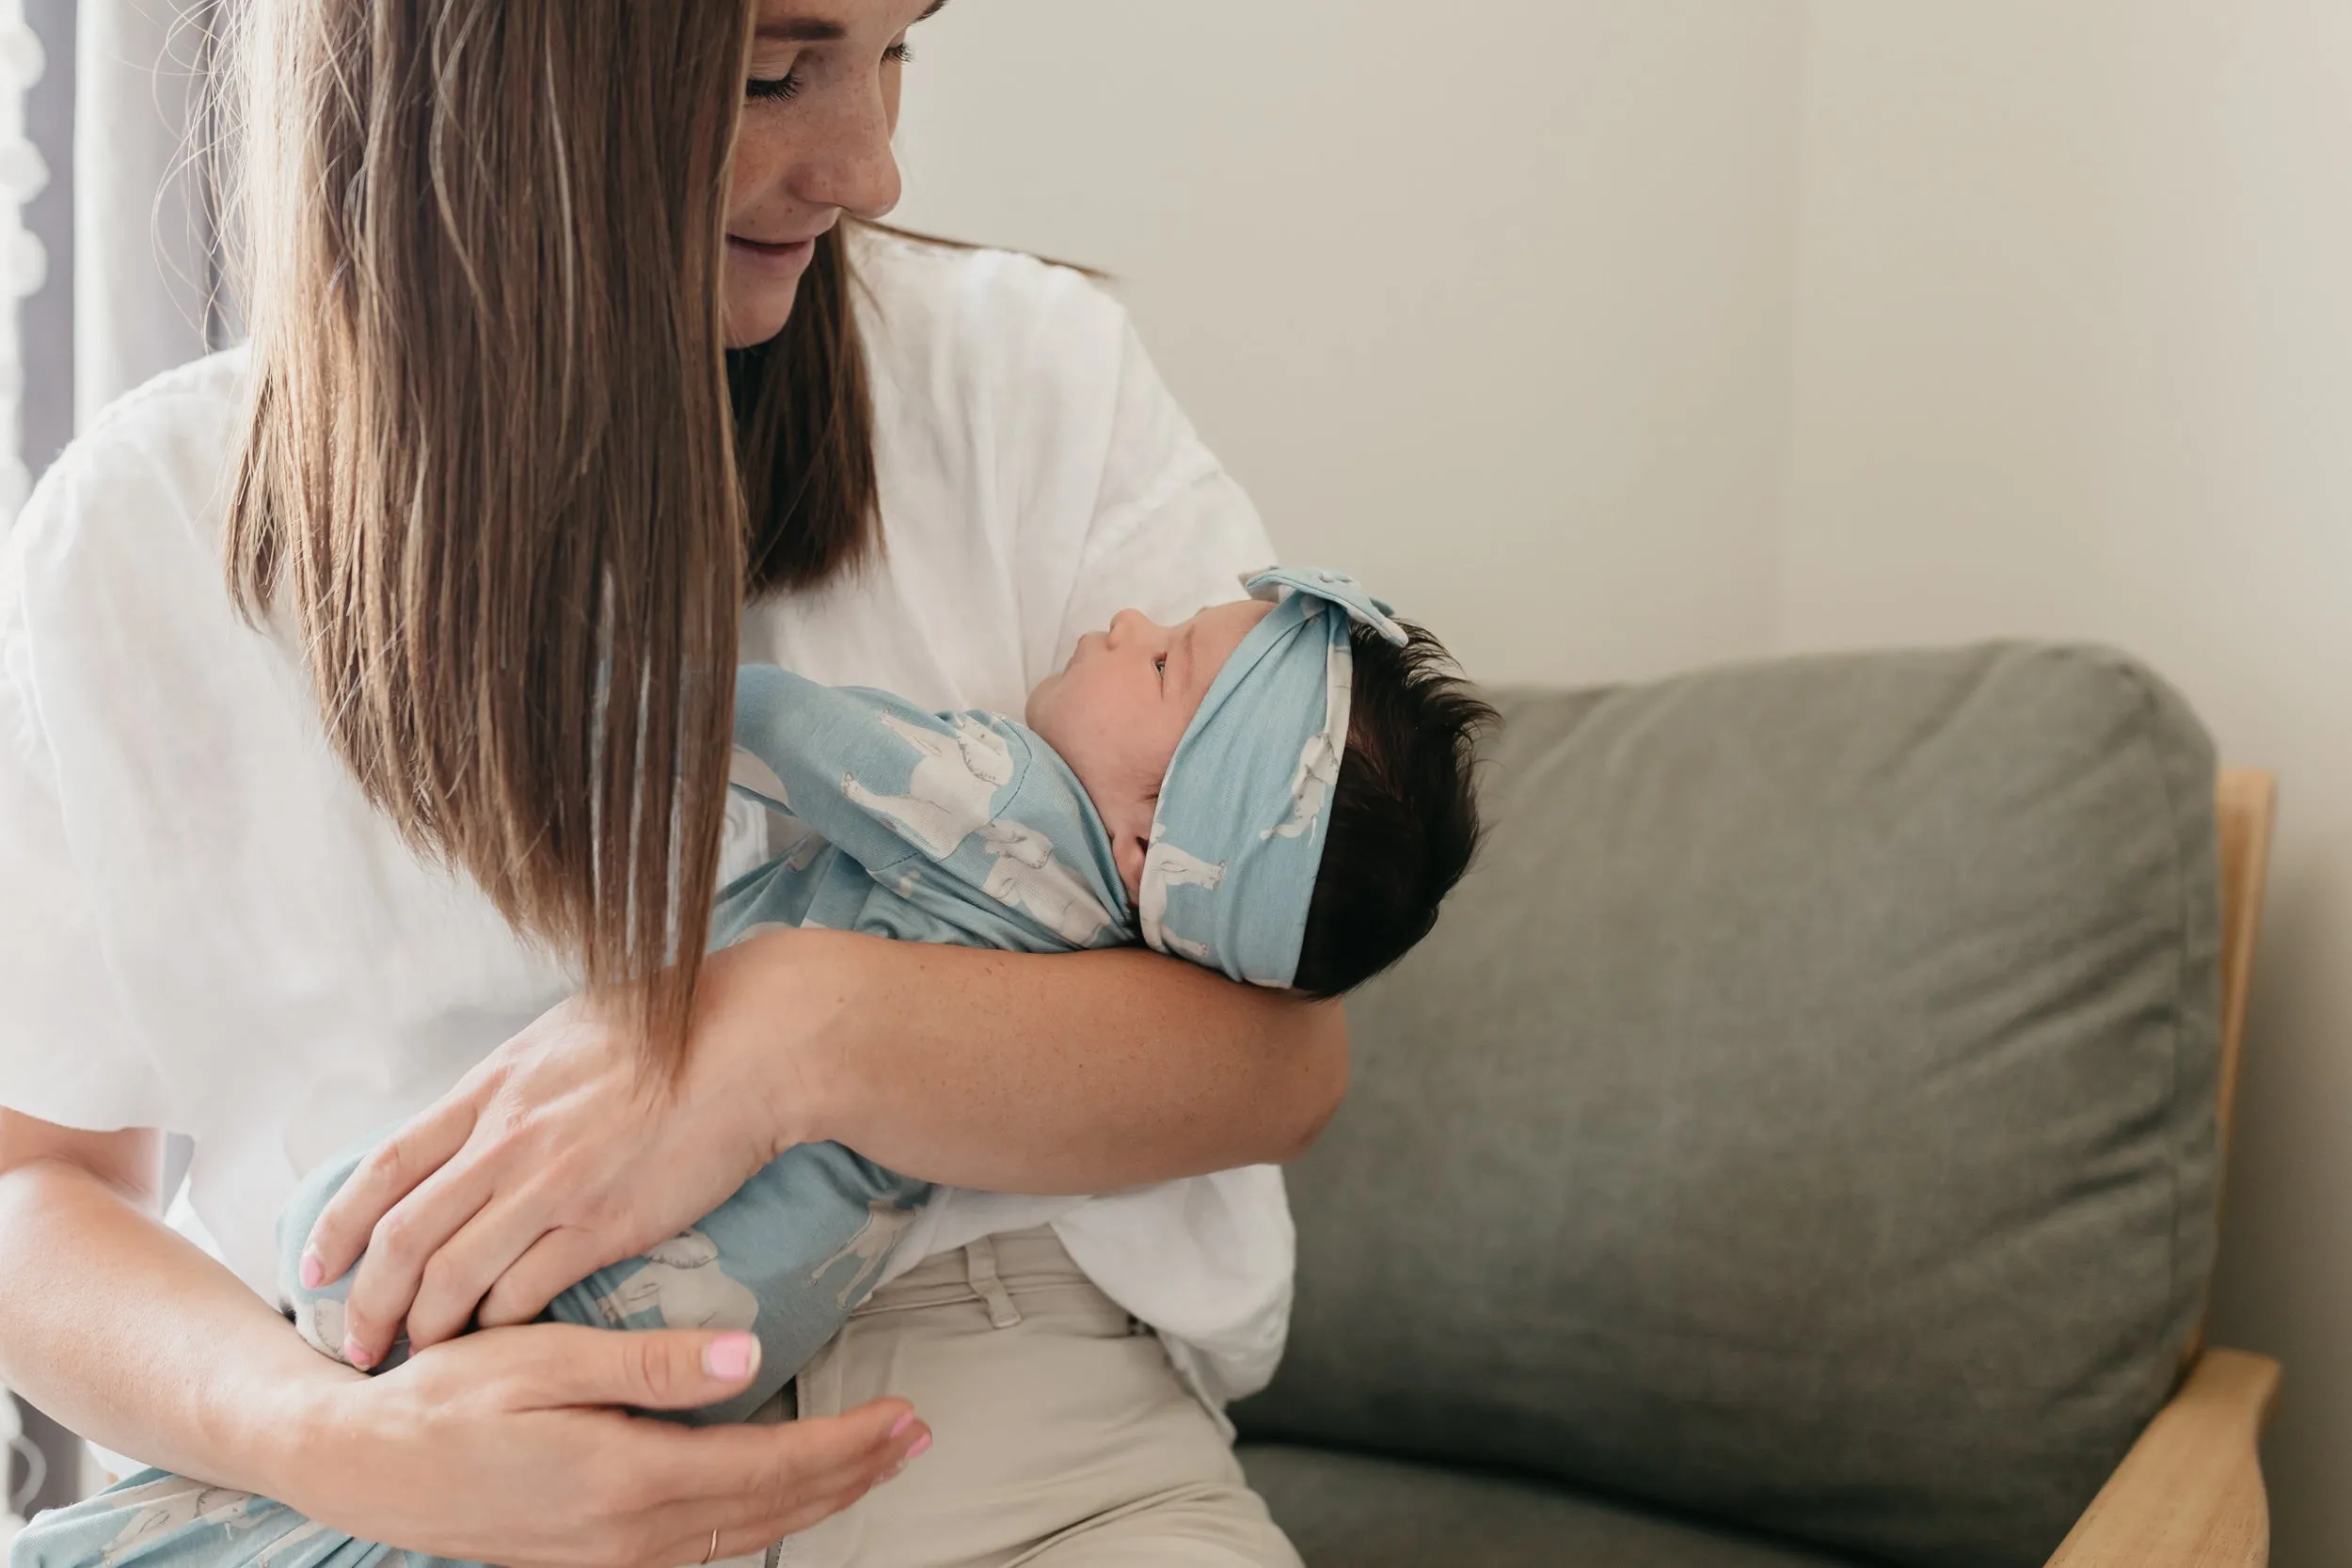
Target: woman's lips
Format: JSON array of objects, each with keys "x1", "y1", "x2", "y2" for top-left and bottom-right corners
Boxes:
[{"x1": 726, "y1": 234, "x2": 818, "y2": 278}]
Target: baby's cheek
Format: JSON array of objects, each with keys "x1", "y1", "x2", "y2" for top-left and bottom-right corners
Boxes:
[{"x1": 1022, "y1": 675, "x2": 1056, "y2": 732}]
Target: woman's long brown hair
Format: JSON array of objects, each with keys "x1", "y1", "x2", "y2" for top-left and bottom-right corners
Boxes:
[{"x1": 219, "y1": 0, "x2": 879, "y2": 1073}]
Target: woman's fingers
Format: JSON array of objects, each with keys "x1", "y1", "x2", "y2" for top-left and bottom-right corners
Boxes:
[
  {"x1": 305, "y1": 1095, "x2": 480, "y2": 1287},
  {"x1": 491, "y1": 1322, "x2": 773, "y2": 1412},
  {"x1": 639, "y1": 1466, "x2": 885, "y2": 1568},
  {"x1": 405, "y1": 1187, "x2": 596, "y2": 1347},
  {"x1": 691, "y1": 1397, "x2": 917, "y2": 1494},
  {"x1": 732, "y1": 1399, "x2": 926, "y2": 1536},
  {"x1": 635, "y1": 1398, "x2": 927, "y2": 1555},
  {"x1": 477, "y1": 1222, "x2": 618, "y2": 1329},
  {"x1": 336, "y1": 1151, "x2": 497, "y2": 1366},
  {"x1": 641, "y1": 1466, "x2": 891, "y2": 1564}
]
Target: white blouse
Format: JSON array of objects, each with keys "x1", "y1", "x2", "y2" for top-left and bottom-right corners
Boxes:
[{"x1": 0, "y1": 230, "x2": 1292, "y2": 1411}]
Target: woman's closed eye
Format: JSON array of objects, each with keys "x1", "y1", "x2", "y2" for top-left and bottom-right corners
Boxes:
[{"x1": 747, "y1": 40, "x2": 913, "y2": 103}]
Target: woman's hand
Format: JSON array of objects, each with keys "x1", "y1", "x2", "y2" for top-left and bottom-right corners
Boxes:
[
  {"x1": 305, "y1": 931, "x2": 827, "y2": 1369},
  {"x1": 284, "y1": 1323, "x2": 926, "y2": 1568},
  {"x1": 0, "y1": 1117, "x2": 922, "y2": 1568}
]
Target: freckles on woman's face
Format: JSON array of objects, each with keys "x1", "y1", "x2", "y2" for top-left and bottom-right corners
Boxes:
[{"x1": 722, "y1": 0, "x2": 940, "y2": 349}]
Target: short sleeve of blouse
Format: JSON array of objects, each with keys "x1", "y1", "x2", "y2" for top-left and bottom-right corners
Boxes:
[{"x1": 0, "y1": 470, "x2": 176, "y2": 1132}]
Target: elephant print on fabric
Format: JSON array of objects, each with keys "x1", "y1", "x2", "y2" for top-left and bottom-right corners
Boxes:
[
  {"x1": 1263, "y1": 639, "x2": 1352, "y2": 843},
  {"x1": 978, "y1": 821, "x2": 1117, "y2": 946},
  {"x1": 96, "y1": 1478, "x2": 262, "y2": 1568},
  {"x1": 249, "y1": 1522, "x2": 336, "y2": 1568},
  {"x1": 291, "y1": 1292, "x2": 344, "y2": 1361},
  {"x1": 1138, "y1": 830, "x2": 1225, "y2": 964},
  {"x1": 812, "y1": 1199, "x2": 924, "y2": 1309},
  {"x1": 592, "y1": 1229, "x2": 760, "y2": 1333},
  {"x1": 844, "y1": 713, "x2": 1016, "y2": 859}
]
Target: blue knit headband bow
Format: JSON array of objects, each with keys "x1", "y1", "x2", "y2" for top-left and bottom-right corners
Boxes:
[{"x1": 1139, "y1": 566, "x2": 1408, "y2": 988}]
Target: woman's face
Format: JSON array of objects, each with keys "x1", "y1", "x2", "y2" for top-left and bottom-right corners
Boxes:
[{"x1": 723, "y1": 0, "x2": 942, "y2": 348}]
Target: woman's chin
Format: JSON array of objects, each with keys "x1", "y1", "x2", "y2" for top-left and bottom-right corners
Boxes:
[{"x1": 723, "y1": 285, "x2": 802, "y2": 351}]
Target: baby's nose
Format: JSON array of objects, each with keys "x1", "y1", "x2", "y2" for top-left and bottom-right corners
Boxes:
[{"x1": 1108, "y1": 609, "x2": 1153, "y2": 645}]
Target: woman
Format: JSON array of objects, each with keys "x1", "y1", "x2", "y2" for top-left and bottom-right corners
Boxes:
[{"x1": 0, "y1": 3, "x2": 1342, "y2": 1565}]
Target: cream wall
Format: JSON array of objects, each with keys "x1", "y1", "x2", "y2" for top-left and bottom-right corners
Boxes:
[
  {"x1": 1778, "y1": 8, "x2": 2352, "y2": 1562},
  {"x1": 898, "y1": 4, "x2": 2347, "y2": 1561},
  {"x1": 893, "y1": 0, "x2": 1807, "y2": 687}
]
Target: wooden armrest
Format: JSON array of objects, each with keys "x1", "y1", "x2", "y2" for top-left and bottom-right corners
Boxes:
[{"x1": 2046, "y1": 1349, "x2": 2281, "y2": 1568}]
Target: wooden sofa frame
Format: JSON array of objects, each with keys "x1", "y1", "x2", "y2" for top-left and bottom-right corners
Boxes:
[{"x1": 2044, "y1": 770, "x2": 2280, "y2": 1568}]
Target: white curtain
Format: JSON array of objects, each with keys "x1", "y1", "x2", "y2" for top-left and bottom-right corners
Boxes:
[
  {"x1": 0, "y1": 0, "x2": 43, "y2": 1521},
  {"x1": 0, "y1": 0, "x2": 43, "y2": 1506},
  {"x1": 73, "y1": 0, "x2": 215, "y2": 434},
  {"x1": 0, "y1": 0, "x2": 45, "y2": 525},
  {"x1": 0, "y1": 1391, "x2": 43, "y2": 1550}
]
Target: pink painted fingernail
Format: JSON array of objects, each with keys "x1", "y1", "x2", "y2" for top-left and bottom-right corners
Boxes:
[
  {"x1": 887, "y1": 1410, "x2": 916, "y2": 1439},
  {"x1": 705, "y1": 1333, "x2": 758, "y2": 1381},
  {"x1": 342, "y1": 1338, "x2": 373, "y2": 1371},
  {"x1": 904, "y1": 1432, "x2": 932, "y2": 1461},
  {"x1": 299, "y1": 1250, "x2": 325, "y2": 1290}
]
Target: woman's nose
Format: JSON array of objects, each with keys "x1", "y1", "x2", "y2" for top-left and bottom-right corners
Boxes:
[{"x1": 787, "y1": 84, "x2": 903, "y2": 220}]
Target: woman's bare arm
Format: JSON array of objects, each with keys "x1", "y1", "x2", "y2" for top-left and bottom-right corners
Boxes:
[
  {"x1": 0, "y1": 1117, "x2": 312, "y2": 1487},
  {"x1": 0, "y1": 1112, "x2": 922, "y2": 1568},
  {"x1": 771, "y1": 933, "x2": 1351, "y2": 1191}
]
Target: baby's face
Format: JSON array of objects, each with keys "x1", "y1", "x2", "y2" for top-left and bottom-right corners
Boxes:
[{"x1": 1026, "y1": 597, "x2": 1278, "y2": 897}]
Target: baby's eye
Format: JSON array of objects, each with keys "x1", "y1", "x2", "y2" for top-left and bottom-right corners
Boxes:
[{"x1": 1154, "y1": 656, "x2": 1168, "y2": 680}]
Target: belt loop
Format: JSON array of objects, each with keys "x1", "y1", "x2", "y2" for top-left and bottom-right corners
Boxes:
[{"x1": 964, "y1": 1234, "x2": 1023, "y2": 1329}]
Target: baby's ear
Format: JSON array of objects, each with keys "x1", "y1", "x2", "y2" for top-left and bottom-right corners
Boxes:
[{"x1": 1114, "y1": 831, "x2": 1149, "y2": 903}]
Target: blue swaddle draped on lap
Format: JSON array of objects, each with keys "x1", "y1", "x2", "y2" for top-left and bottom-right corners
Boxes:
[{"x1": 12, "y1": 667, "x2": 1136, "y2": 1568}]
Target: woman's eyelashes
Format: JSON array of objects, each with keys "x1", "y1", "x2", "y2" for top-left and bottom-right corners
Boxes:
[{"x1": 747, "y1": 40, "x2": 912, "y2": 103}]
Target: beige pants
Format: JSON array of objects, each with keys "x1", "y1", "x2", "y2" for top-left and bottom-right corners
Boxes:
[{"x1": 748, "y1": 1227, "x2": 1302, "y2": 1568}]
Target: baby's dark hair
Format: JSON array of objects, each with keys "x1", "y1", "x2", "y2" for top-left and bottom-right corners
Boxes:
[{"x1": 1292, "y1": 621, "x2": 1496, "y2": 999}]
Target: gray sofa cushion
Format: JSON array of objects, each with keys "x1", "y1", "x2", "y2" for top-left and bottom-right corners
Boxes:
[
  {"x1": 1233, "y1": 644, "x2": 2220, "y2": 1568},
  {"x1": 1242, "y1": 1444, "x2": 1852, "y2": 1568}
]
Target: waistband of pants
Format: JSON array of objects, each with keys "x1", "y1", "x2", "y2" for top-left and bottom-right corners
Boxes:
[{"x1": 853, "y1": 1225, "x2": 1103, "y2": 1326}]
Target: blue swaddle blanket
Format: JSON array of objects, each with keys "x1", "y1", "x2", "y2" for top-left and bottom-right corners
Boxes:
[{"x1": 13, "y1": 568, "x2": 1405, "y2": 1568}]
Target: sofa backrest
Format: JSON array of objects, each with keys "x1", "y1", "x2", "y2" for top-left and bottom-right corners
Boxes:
[{"x1": 1234, "y1": 643, "x2": 2221, "y2": 1568}]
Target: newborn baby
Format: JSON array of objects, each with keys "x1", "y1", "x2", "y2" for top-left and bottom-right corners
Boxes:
[{"x1": 18, "y1": 567, "x2": 1493, "y2": 1568}]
